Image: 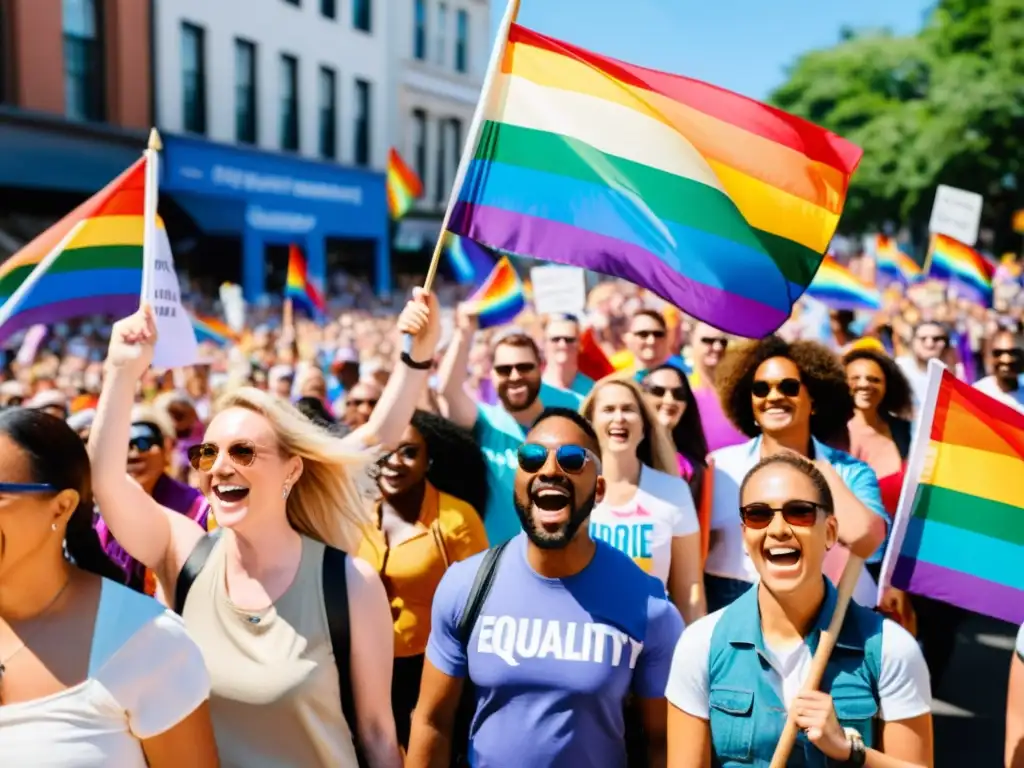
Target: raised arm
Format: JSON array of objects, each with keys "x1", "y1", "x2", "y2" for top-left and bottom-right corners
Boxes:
[
  {"x1": 436, "y1": 305, "x2": 479, "y2": 430},
  {"x1": 88, "y1": 305, "x2": 205, "y2": 581},
  {"x1": 815, "y1": 460, "x2": 887, "y2": 560}
]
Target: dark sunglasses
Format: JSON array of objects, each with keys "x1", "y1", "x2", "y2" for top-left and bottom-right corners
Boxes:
[
  {"x1": 633, "y1": 329, "x2": 666, "y2": 340},
  {"x1": 751, "y1": 378, "x2": 802, "y2": 399},
  {"x1": 0, "y1": 482, "x2": 56, "y2": 494},
  {"x1": 494, "y1": 363, "x2": 537, "y2": 377},
  {"x1": 348, "y1": 398, "x2": 379, "y2": 408},
  {"x1": 739, "y1": 500, "x2": 825, "y2": 529},
  {"x1": 645, "y1": 384, "x2": 687, "y2": 401},
  {"x1": 992, "y1": 347, "x2": 1022, "y2": 359},
  {"x1": 700, "y1": 336, "x2": 729, "y2": 348},
  {"x1": 547, "y1": 336, "x2": 578, "y2": 345},
  {"x1": 129, "y1": 434, "x2": 162, "y2": 453},
  {"x1": 915, "y1": 334, "x2": 948, "y2": 345},
  {"x1": 187, "y1": 440, "x2": 258, "y2": 472},
  {"x1": 517, "y1": 443, "x2": 594, "y2": 474},
  {"x1": 379, "y1": 444, "x2": 420, "y2": 464}
]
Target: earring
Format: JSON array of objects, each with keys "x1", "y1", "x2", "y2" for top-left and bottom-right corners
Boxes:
[
  {"x1": 51, "y1": 522, "x2": 58, "y2": 532},
  {"x1": 282, "y1": 484, "x2": 291, "y2": 500}
]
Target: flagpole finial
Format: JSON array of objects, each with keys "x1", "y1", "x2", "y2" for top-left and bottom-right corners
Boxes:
[{"x1": 147, "y1": 128, "x2": 163, "y2": 152}]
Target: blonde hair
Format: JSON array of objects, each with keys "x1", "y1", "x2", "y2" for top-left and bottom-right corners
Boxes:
[
  {"x1": 213, "y1": 387, "x2": 373, "y2": 553},
  {"x1": 580, "y1": 375, "x2": 681, "y2": 478}
]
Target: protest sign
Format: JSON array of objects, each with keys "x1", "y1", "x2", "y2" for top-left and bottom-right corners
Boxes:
[
  {"x1": 928, "y1": 184, "x2": 983, "y2": 246},
  {"x1": 529, "y1": 265, "x2": 586, "y2": 317}
]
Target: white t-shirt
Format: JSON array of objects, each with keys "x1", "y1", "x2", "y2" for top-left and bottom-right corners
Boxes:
[
  {"x1": 0, "y1": 579, "x2": 210, "y2": 767},
  {"x1": 665, "y1": 608, "x2": 931, "y2": 722},
  {"x1": 973, "y1": 376, "x2": 1024, "y2": 414},
  {"x1": 589, "y1": 465, "x2": 699, "y2": 585}
]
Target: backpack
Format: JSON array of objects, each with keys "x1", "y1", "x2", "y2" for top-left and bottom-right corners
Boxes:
[{"x1": 174, "y1": 532, "x2": 370, "y2": 768}]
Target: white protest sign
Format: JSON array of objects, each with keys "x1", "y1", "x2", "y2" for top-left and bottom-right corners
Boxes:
[
  {"x1": 529, "y1": 265, "x2": 586, "y2": 317},
  {"x1": 928, "y1": 184, "x2": 984, "y2": 246},
  {"x1": 219, "y1": 282, "x2": 246, "y2": 333},
  {"x1": 144, "y1": 226, "x2": 199, "y2": 368}
]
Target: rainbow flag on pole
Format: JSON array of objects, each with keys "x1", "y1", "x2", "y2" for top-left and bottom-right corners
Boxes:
[
  {"x1": 879, "y1": 360, "x2": 1024, "y2": 625},
  {"x1": 875, "y1": 235, "x2": 921, "y2": 286},
  {"x1": 285, "y1": 244, "x2": 326, "y2": 320},
  {"x1": 444, "y1": 233, "x2": 498, "y2": 286},
  {"x1": 190, "y1": 313, "x2": 238, "y2": 346},
  {"x1": 387, "y1": 148, "x2": 424, "y2": 221},
  {"x1": 805, "y1": 257, "x2": 881, "y2": 311},
  {"x1": 0, "y1": 158, "x2": 148, "y2": 344},
  {"x1": 446, "y1": 14, "x2": 862, "y2": 338},
  {"x1": 927, "y1": 233, "x2": 994, "y2": 305},
  {"x1": 464, "y1": 255, "x2": 525, "y2": 329}
]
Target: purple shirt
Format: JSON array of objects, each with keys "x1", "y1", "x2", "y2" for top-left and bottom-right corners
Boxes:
[
  {"x1": 692, "y1": 385, "x2": 747, "y2": 453},
  {"x1": 427, "y1": 534, "x2": 684, "y2": 767}
]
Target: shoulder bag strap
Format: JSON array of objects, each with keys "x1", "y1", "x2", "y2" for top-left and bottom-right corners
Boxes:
[
  {"x1": 456, "y1": 541, "x2": 510, "y2": 648},
  {"x1": 431, "y1": 519, "x2": 451, "y2": 570},
  {"x1": 173, "y1": 530, "x2": 222, "y2": 616}
]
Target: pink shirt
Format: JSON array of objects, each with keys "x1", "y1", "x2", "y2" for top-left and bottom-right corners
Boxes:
[{"x1": 692, "y1": 385, "x2": 746, "y2": 453}]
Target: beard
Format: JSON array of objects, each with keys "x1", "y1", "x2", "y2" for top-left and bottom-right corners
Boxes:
[
  {"x1": 497, "y1": 378, "x2": 541, "y2": 413},
  {"x1": 513, "y1": 480, "x2": 597, "y2": 550}
]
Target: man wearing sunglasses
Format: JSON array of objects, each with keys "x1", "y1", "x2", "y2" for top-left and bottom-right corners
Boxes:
[
  {"x1": 974, "y1": 328, "x2": 1024, "y2": 413},
  {"x1": 409, "y1": 408, "x2": 683, "y2": 768},
  {"x1": 541, "y1": 313, "x2": 594, "y2": 398}
]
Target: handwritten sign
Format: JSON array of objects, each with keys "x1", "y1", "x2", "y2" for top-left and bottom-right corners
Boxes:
[
  {"x1": 529, "y1": 265, "x2": 586, "y2": 317},
  {"x1": 144, "y1": 227, "x2": 199, "y2": 368},
  {"x1": 928, "y1": 184, "x2": 984, "y2": 246}
]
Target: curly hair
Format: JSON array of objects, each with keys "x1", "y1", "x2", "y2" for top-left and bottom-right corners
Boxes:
[
  {"x1": 716, "y1": 336, "x2": 853, "y2": 446},
  {"x1": 842, "y1": 348, "x2": 913, "y2": 418},
  {"x1": 411, "y1": 410, "x2": 489, "y2": 518}
]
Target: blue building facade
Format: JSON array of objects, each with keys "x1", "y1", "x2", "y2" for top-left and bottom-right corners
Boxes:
[{"x1": 159, "y1": 135, "x2": 390, "y2": 301}]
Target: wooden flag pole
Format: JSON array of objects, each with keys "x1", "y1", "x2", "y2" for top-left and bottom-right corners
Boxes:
[
  {"x1": 422, "y1": 0, "x2": 521, "y2": 294},
  {"x1": 769, "y1": 554, "x2": 865, "y2": 768}
]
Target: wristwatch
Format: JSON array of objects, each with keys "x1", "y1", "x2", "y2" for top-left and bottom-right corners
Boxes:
[
  {"x1": 400, "y1": 350, "x2": 432, "y2": 370},
  {"x1": 838, "y1": 728, "x2": 866, "y2": 767}
]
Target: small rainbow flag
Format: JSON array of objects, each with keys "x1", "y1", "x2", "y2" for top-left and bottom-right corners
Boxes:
[
  {"x1": 880, "y1": 361, "x2": 1024, "y2": 625},
  {"x1": 0, "y1": 157, "x2": 149, "y2": 344},
  {"x1": 444, "y1": 233, "x2": 497, "y2": 286},
  {"x1": 387, "y1": 148, "x2": 424, "y2": 220},
  {"x1": 464, "y1": 255, "x2": 525, "y2": 329},
  {"x1": 927, "y1": 233, "x2": 994, "y2": 305},
  {"x1": 806, "y1": 257, "x2": 881, "y2": 311},
  {"x1": 191, "y1": 313, "x2": 238, "y2": 346},
  {"x1": 447, "y1": 21, "x2": 862, "y2": 338},
  {"x1": 285, "y1": 244, "x2": 326, "y2": 320},
  {"x1": 875, "y1": 235, "x2": 921, "y2": 286}
]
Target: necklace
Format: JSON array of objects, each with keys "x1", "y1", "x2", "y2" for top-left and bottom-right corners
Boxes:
[{"x1": 0, "y1": 577, "x2": 73, "y2": 688}]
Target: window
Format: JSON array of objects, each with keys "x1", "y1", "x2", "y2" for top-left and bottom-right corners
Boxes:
[
  {"x1": 353, "y1": 0, "x2": 371, "y2": 32},
  {"x1": 280, "y1": 54, "x2": 299, "y2": 152},
  {"x1": 321, "y1": 0, "x2": 336, "y2": 18},
  {"x1": 318, "y1": 66, "x2": 337, "y2": 160},
  {"x1": 180, "y1": 23, "x2": 207, "y2": 134},
  {"x1": 235, "y1": 39, "x2": 257, "y2": 144},
  {"x1": 434, "y1": 117, "x2": 448, "y2": 203},
  {"x1": 411, "y1": 109, "x2": 427, "y2": 197},
  {"x1": 354, "y1": 79, "x2": 371, "y2": 166},
  {"x1": 413, "y1": 0, "x2": 426, "y2": 60},
  {"x1": 435, "y1": 117, "x2": 462, "y2": 203},
  {"x1": 63, "y1": 0, "x2": 104, "y2": 121},
  {"x1": 455, "y1": 10, "x2": 469, "y2": 73},
  {"x1": 436, "y1": 3, "x2": 447, "y2": 65}
]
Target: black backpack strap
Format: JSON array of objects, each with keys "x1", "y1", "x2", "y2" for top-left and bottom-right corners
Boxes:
[
  {"x1": 322, "y1": 545, "x2": 368, "y2": 768},
  {"x1": 173, "y1": 530, "x2": 222, "y2": 615},
  {"x1": 457, "y1": 541, "x2": 510, "y2": 647}
]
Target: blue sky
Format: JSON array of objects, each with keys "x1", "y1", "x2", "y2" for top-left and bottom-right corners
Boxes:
[{"x1": 490, "y1": 0, "x2": 933, "y2": 100}]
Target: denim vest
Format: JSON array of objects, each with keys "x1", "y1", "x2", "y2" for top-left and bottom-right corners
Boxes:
[{"x1": 707, "y1": 579, "x2": 883, "y2": 767}]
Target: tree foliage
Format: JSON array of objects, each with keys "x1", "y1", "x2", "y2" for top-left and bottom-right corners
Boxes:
[{"x1": 769, "y1": 0, "x2": 1024, "y2": 252}]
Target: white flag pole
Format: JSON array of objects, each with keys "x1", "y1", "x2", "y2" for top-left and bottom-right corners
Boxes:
[
  {"x1": 140, "y1": 128, "x2": 162, "y2": 305},
  {"x1": 0, "y1": 221, "x2": 86, "y2": 332},
  {"x1": 422, "y1": 0, "x2": 521, "y2": 292}
]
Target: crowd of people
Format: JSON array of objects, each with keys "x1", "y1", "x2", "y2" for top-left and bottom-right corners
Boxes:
[{"x1": 0, "y1": 258, "x2": 1022, "y2": 767}]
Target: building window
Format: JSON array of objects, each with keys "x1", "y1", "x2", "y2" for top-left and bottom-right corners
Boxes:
[
  {"x1": 455, "y1": 10, "x2": 469, "y2": 73},
  {"x1": 411, "y1": 109, "x2": 427, "y2": 197},
  {"x1": 318, "y1": 66, "x2": 337, "y2": 160},
  {"x1": 436, "y1": 3, "x2": 447, "y2": 65},
  {"x1": 354, "y1": 79, "x2": 371, "y2": 166},
  {"x1": 321, "y1": 0, "x2": 336, "y2": 18},
  {"x1": 180, "y1": 23, "x2": 207, "y2": 134},
  {"x1": 280, "y1": 54, "x2": 299, "y2": 152},
  {"x1": 62, "y1": 0, "x2": 104, "y2": 121},
  {"x1": 413, "y1": 0, "x2": 426, "y2": 60},
  {"x1": 353, "y1": 0, "x2": 371, "y2": 32},
  {"x1": 434, "y1": 118, "x2": 448, "y2": 203},
  {"x1": 235, "y1": 39, "x2": 257, "y2": 144}
]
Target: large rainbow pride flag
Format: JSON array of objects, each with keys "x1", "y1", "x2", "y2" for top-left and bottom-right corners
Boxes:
[
  {"x1": 879, "y1": 360, "x2": 1024, "y2": 625},
  {"x1": 448, "y1": 22, "x2": 862, "y2": 338}
]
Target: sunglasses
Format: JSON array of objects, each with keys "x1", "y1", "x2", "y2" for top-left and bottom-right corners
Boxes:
[
  {"x1": 739, "y1": 500, "x2": 825, "y2": 529},
  {"x1": 494, "y1": 363, "x2": 537, "y2": 377},
  {"x1": 517, "y1": 443, "x2": 594, "y2": 474},
  {"x1": 633, "y1": 329, "x2": 666, "y2": 340},
  {"x1": 992, "y1": 347, "x2": 1022, "y2": 359},
  {"x1": 129, "y1": 434, "x2": 162, "y2": 453},
  {"x1": 0, "y1": 482, "x2": 56, "y2": 494},
  {"x1": 187, "y1": 440, "x2": 258, "y2": 472},
  {"x1": 700, "y1": 336, "x2": 729, "y2": 348},
  {"x1": 645, "y1": 384, "x2": 687, "y2": 401},
  {"x1": 915, "y1": 334, "x2": 948, "y2": 345},
  {"x1": 547, "y1": 336, "x2": 578, "y2": 345},
  {"x1": 348, "y1": 398, "x2": 379, "y2": 408},
  {"x1": 379, "y1": 444, "x2": 420, "y2": 464},
  {"x1": 751, "y1": 378, "x2": 802, "y2": 399}
]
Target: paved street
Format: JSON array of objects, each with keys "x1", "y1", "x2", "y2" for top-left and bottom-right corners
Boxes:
[{"x1": 932, "y1": 614, "x2": 1015, "y2": 766}]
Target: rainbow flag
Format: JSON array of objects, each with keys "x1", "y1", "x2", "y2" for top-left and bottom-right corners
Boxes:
[
  {"x1": 875, "y1": 235, "x2": 921, "y2": 286},
  {"x1": 805, "y1": 257, "x2": 881, "y2": 311},
  {"x1": 927, "y1": 233, "x2": 994, "y2": 305},
  {"x1": 880, "y1": 361, "x2": 1024, "y2": 625},
  {"x1": 0, "y1": 158, "x2": 148, "y2": 344},
  {"x1": 448, "y1": 23, "x2": 862, "y2": 339},
  {"x1": 445, "y1": 233, "x2": 497, "y2": 286},
  {"x1": 464, "y1": 255, "x2": 525, "y2": 329},
  {"x1": 285, "y1": 244, "x2": 326, "y2": 319},
  {"x1": 191, "y1": 313, "x2": 238, "y2": 346},
  {"x1": 387, "y1": 148, "x2": 424, "y2": 220}
]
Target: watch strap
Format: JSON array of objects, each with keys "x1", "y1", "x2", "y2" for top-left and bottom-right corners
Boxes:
[{"x1": 400, "y1": 350, "x2": 432, "y2": 370}]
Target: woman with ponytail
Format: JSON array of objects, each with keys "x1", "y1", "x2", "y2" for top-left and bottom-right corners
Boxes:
[{"x1": 0, "y1": 408, "x2": 216, "y2": 766}]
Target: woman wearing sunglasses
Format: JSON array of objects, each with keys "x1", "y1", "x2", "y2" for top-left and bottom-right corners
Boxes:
[
  {"x1": 86, "y1": 300, "x2": 444, "y2": 768},
  {"x1": 640, "y1": 363, "x2": 710, "y2": 498},
  {"x1": 581, "y1": 377, "x2": 705, "y2": 624},
  {"x1": 704, "y1": 337, "x2": 888, "y2": 614},
  {"x1": 358, "y1": 410, "x2": 488, "y2": 749},
  {"x1": 0, "y1": 408, "x2": 217, "y2": 767},
  {"x1": 666, "y1": 454, "x2": 933, "y2": 768}
]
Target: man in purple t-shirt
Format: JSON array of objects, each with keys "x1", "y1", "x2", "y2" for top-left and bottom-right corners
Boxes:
[{"x1": 408, "y1": 408, "x2": 684, "y2": 768}]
